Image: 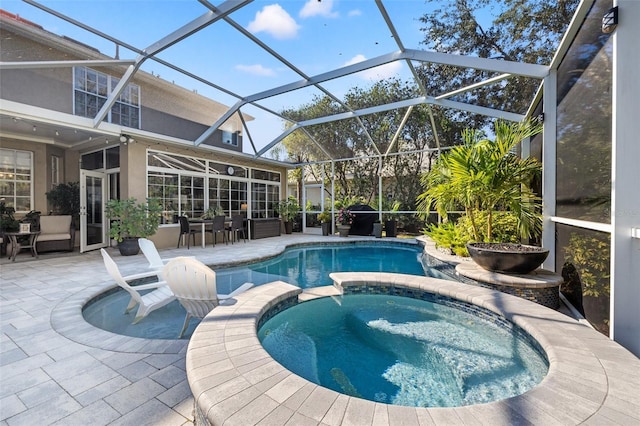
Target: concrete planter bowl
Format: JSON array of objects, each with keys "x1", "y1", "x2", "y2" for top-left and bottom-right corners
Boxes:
[{"x1": 466, "y1": 242, "x2": 549, "y2": 274}]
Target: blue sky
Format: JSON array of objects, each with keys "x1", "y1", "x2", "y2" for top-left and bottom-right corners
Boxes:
[{"x1": 3, "y1": 0, "x2": 437, "y2": 152}]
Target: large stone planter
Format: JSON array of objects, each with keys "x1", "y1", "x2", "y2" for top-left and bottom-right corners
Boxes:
[
  {"x1": 337, "y1": 225, "x2": 350, "y2": 237},
  {"x1": 466, "y1": 242, "x2": 549, "y2": 274}
]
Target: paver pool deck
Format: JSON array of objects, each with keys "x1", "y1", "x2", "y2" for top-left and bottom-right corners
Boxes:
[{"x1": 1, "y1": 234, "x2": 638, "y2": 425}]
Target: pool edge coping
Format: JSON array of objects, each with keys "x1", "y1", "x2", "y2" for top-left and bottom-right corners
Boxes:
[{"x1": 187, "y1": 272, "x2": 640, "y2": 426}]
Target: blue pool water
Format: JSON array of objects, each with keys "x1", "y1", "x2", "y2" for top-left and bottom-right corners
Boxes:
[
  {"x1": 258, "y1": 294, "x2": 548, "y2": 407},
  {"x1": 84, "y1": 242, "x2": 445, "y2": 339},
  {"x1": 214, "y1": 242, "x2": 448, "y2": 293}
]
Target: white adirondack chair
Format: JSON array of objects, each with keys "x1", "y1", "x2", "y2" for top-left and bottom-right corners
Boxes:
[
  {"x1": 139, "y1": 238, "x2": 196, "y2": 278},
  {"x1": 162, "y1": 256, "x2": 254, "y2": 337},
  {"x1": 100, "y1": 249, "x2": 175, "y2": 324}
]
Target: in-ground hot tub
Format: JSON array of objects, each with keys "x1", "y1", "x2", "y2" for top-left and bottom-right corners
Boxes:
[
  {"x1": 258, "y1": 292, "x2": 548, "y2": 407},
  {"x1": 185, "y1": 272, "x2": 640, "y2": 425}
]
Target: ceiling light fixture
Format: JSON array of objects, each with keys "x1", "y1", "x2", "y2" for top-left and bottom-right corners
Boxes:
[{"x1": 120, "y1": 134, "x2": 135, "y2": 144}]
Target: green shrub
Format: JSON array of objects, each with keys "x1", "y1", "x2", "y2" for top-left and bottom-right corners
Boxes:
[
  {"x1": 425, "y1": 222, "x2": 469, "y2": 256},
  {"x1": 457, "y1": 210, "x2": 520, "y2": 243}
]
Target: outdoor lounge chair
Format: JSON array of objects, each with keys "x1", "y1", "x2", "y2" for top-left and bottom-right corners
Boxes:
[
  {"x1": 139, "y1": 238, "x2": 194, "y2": 275},
  {"x1": 100, "y1": 248, "x2": 176, "y2": 324},
  {"x1": 162, "y1": 256, "x2": 254, "y2": 337}
]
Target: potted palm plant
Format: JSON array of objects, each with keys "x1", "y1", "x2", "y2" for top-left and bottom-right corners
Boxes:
[
  {"x1": 276, "y1": 196, "x2": 300, "y2": 234},
  {"x1": 106, "y1": 198, "x2": 162, "y2": 256},
  {"x1": 418, "y1": 118, "x2": 547, "y2": 274}
]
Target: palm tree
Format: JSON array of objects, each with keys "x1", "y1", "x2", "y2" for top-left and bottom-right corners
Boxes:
[{"x1": 417, "y1": 119, "x2": 543, "y2": 242}]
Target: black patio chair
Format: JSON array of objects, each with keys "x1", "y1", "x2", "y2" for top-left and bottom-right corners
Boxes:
[
  {"x1": 177, "y1": 216, "x2": 199, "y2": 249},
  {"x1": 210, "y1": 215, "x2": 228, "y2": 246},
  {"x1": 226, "y1": 215, "x2": 246, "y2": 244}
]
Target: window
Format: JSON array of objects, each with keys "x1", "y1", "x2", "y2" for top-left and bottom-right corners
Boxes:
[
  {"x1": 222, "y1": 130, "x2": 238, "y2": 146},
  {"x1": 251, "y1": 182, "x2": 279, "y2": 219},
  {"x1": 252, "y1": 169, "x2": 280, "y2": 182},
  {"x1": 208, "y1": 178, "x2": 247, "y2": 217},
  {"x1": 148, "y1": 150, "x2": 279, "y2": 222},
  {"x1": 74, "y1": 67, "x2": 140, "y2": 128},
  {"x1": 180, "y1": 175, "x2": 205, "y2": 218},
  {"x1": 51, "y1": 155, "x2": 60, "y2": 188},
  {"x1": 0, "y1": 148, "x2": 33, "y2": 213},
  {"x1": 148, "y1": 171, "x2": 178, "y2": 224}
]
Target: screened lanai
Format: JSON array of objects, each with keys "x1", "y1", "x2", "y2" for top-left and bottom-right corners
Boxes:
[
  {"x1": 1, "y1": 0, "x2": 639, "y2": 356},
  {"x1": 1, "y1": 0, "x2": 550, "y2": 159},
  {"x1": 1, "y1": 0, "x2": 553, "y2": 232}
]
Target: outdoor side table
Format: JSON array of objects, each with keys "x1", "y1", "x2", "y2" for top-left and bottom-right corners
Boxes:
[{"x1": 5, "y1": 231, "x2": 40, "y2": 262}]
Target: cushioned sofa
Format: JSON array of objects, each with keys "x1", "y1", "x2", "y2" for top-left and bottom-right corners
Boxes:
[{"x1": 36, "y1": 215, "x2": 75, "y2": 252}]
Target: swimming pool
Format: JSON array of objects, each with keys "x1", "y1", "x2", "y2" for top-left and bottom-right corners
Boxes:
[
  {"x1": 258, "y1": 293, "x2": 548, "y2": 407},
  {"x1": 83, "y1": 241, "x2": 446, "y2": 339},
  {"x1": 214, "y1": 241, "x2": 449, "y2": 293}
]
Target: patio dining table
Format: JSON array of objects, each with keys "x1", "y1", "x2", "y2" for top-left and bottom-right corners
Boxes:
[{"x1": 188, "y1": 218, "x2": 231, "y2": 248}]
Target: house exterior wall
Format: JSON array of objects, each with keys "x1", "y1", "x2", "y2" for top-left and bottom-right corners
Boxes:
[
  {"x1": 0, "y1": 11, "x2": 287, "y2": 252},
  {"x1": 0, "y1": 18, "x2": 245, "y2": 150}
]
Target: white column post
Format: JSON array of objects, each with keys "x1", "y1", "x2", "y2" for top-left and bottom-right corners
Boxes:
[
  {"x1": 542, "y1": 71, "x2": 557, "y2": 271},
  {"x1": 610, "y1": 0, "x2": 640, "y2": 356}
]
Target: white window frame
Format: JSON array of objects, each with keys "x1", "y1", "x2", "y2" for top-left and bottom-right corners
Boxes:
[
  {"x1": 0, "y1": 148, "x2": 33, "y2": 213},
  {"x1": 73, "y1": 66, "x2": 141, "y2": 128}
]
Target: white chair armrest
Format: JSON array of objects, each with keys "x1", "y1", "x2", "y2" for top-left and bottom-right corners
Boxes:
[{"x1": 219, "y1": 282, "x2": 254, "y2": 300}]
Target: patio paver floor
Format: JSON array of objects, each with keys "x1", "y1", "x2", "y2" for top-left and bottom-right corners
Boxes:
[{"x1": 1, "y1": 233, "x2": 638, "y2": 425}]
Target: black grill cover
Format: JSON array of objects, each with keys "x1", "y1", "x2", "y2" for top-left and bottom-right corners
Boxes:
[{"x1": 347, "y1": 204, "x2": 378, "y2": 236}]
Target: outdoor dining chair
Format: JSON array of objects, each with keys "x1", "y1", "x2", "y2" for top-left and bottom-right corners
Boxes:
[
  {"x1": 100, "y1": 249, "x2": 175, "y2": 324},
  {"x1": 209, "y1": 215, "x2": 227, "y2": 246},
  {"x1": 162, "y1": 256, "x2": 253, "y2": 337},
  {"x1": 177, "y1": 216, "x2": 199, "y2": 249},
  {"x1": 226, "y1": 215, "x2": 246, "y2": 244}
]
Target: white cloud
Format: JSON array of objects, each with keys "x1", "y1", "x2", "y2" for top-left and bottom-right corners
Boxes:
[
  {"x1": 347, "y1": 9, "x2": 362, "y2": 17},
  {"x1": 247, "y1": 4, "x2": 300, "y2": 40},
  {"x1": 300, "y1": 0, "x2": 339, "y2": 18},
  {"x1": 235, "y1": 64, "x2": 276, "y2": 77},
  {"x1": 343, "y1": 54, "x2": 402, "y2": 81}
]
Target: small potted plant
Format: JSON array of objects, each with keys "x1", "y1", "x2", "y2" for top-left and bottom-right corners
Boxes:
[
  {"x1": 336, "y1": 208, "x2": 355, "y2": 237},
  {"x1": 318, "y1": 211, "x2": 332, "y2": 236},
  {"x1": 202, "y1": 205, "x2": 225, "y2": 219},
  {"x1": 106, "y1": 198, "x2": 162, "y2": 256},
  {"x1": 276, "y1": 196, "x2": 300, "y2": 234},
  {"x1": 383, "y1": 200, "x2": 401, "y2": 237}
]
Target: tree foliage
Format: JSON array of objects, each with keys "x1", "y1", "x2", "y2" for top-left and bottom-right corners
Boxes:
[
  {"x1": 275, "y1": 1, "x2": 578, "y2": 217},
  {"x1": 279, "y1": 78, "x2": 438, "y2": 209},
  {"x1": 418, "y1": 0, "x2": 579, "y2": 122}
]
